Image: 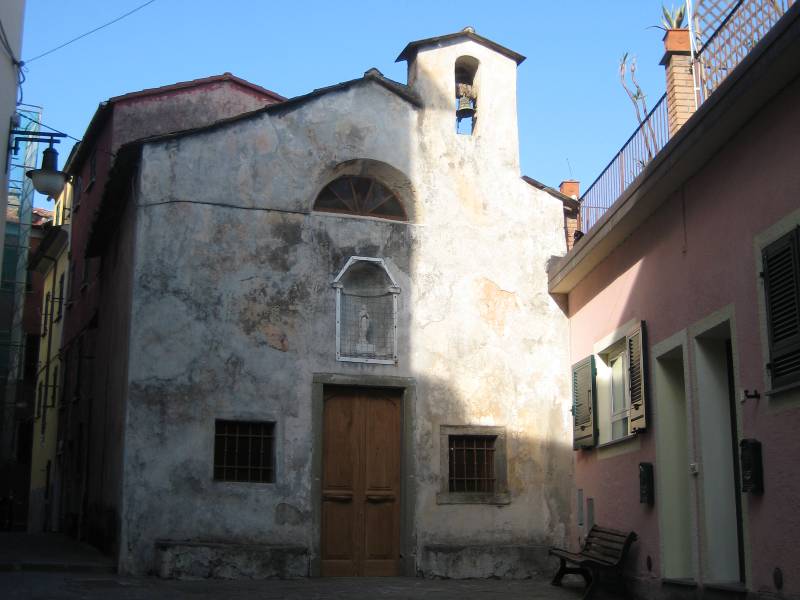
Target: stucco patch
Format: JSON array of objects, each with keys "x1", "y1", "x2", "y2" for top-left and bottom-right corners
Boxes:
[{"x1": 477, "y1": 277, "x2": 518, "y2": 335}]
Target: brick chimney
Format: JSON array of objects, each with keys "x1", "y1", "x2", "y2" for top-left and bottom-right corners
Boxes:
[
  {"x1": 660, "y1": 29, "x2": 695, "y2": 136},
  {"x1": 559, "y1": 180, "x2": 581, "y2": 250}
]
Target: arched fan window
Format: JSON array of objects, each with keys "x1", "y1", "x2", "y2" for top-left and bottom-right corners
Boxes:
[
  {"x1": 332, "y1": 257, "x2": 399, "y2": 364},
  {"x1": 314, "y1": 176, "x2": 406, "y2": 221}
]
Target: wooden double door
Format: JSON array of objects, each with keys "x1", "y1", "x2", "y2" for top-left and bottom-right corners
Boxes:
[{"x1": 321, "y1": 386, "x2": 402, "y2": 576}]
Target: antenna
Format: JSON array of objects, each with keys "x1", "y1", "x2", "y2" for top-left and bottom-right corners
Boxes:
[{"x1": 566, "y1": 158, "x2": 574, "y2": 179}]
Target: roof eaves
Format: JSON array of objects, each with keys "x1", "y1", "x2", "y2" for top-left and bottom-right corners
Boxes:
[
  {"x1": 396, "y1": 30, "x2": 526, "y2": 64},
  {"x1": 548, "y1": 1, "x2": 800, "y2": 294},
  {"x1": 109, "y1": 72, "x2": 285, "y2": 104},
  {"x1": 64, "y1": 101, "x2": 111, "y2": 174},
  {"x1": 522, "y1": 176, "x2": 580, "y2": 210},
  {"x1": 28, "y1": 225, "x2": 68, "y2": 272},
  {"x1": 124, "y1": 71, "x2": 422, "y2": 148}
]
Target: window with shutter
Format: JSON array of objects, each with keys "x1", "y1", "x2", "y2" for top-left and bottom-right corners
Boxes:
[
  {"x1": 763, "y1": 228, "x2": 800, "y2": 390},
  {"x1": 627, "y1": 322, "x2": 648, "y2": 432},
  {"x1": 572, "y1": 356, "x2": 596, "y2": 449}
]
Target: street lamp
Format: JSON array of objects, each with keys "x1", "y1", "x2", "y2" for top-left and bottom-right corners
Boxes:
[{"x1": 8, "y1": 130, "x2": 69, "y2": 199}]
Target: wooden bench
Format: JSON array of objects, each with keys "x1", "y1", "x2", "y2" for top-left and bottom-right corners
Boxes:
[{"x1": 549, "y1": 525, "x2": 638, "y2": 599}]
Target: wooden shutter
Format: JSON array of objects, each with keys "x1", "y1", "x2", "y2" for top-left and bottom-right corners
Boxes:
[
  {"x1": 627, "y1": 321, "x2": 648, "y2": 433},
  {"x1": 572, "y1": 356, "x2": 596, "y2": 450},
  {"x1": 763, "y1": 229, "x2": 800, "y2": 389}
]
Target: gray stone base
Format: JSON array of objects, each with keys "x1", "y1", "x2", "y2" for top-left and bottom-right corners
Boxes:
[
  {"x1": 420, "y1": 544, "x2": 552, "y2": 579},
  {"x1": 155, "y1": 540, "x2": 308, "y2": 579}
]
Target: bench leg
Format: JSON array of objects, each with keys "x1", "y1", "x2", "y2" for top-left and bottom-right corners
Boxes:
[
  {"x1": 551, "y1": 557, "x2": 567, "y2": 586},
  {"x1": 580, "y1": 568, "x2": 596, "y2": 600},
  {"x1": 551, "y1": 558, "x2": 592, "y2": 588}
]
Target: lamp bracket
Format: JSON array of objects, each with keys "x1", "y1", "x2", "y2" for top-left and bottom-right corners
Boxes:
[{"x1": 8, "y1": 129, "x2": 68, "y2": 156}]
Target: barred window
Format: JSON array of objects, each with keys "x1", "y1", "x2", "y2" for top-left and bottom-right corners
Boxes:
[
  {"x1": 213, "y1": 420, "x2": 275, "y2": 483},
  {"x1": 448, "y1": 435, "x2": 496, "y2": 493},
  {"x1": 333, "y1": 257, "x2": 399, "y2": 364},
  {"x1": 437, "y1": 425, "x2": 509, "y2": 505}
]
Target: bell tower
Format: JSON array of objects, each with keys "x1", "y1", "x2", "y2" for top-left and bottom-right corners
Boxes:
[{"x1": 396, "y1": 27, "x2": 526, "y2": 169}]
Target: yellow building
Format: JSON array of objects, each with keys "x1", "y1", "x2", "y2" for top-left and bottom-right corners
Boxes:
[{"x1": 27, "y1": 182, "x2": 72, "y2": 532}]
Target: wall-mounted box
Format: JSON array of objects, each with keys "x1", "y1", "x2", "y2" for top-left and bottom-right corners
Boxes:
[
  {"x1": 639, "y1": 462, "x2": 654, "y2": 505},
  {"x1": 740, "y1": 439, "x2": 764, "y2": 494}
]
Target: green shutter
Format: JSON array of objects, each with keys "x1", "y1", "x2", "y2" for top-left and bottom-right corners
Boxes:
[
  {"x1": 763, "y1": 229, "x2": 800, "y2": 389},
  {"x1": 627, "y1": 321, "x2": 648, "y2": 433},
  {"x1": 572, "y1": 356, "x2": 596, "y2": 450}
]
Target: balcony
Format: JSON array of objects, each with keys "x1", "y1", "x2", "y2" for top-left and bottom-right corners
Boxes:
[{"x1": 579, "y1": 0, "x2": 795, "y2": 234}]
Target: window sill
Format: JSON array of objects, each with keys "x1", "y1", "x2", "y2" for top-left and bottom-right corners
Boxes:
[
  {"x1": 661, "y1": 578, "x2": 697, "y2": 588},
  {"x1": 703, "y1": 581, "x2": 747, "y2": 593},
  {"x1": 597, "y1": 433, "x2": 638, "y2": 450},
  {"x1": 765, "y1": 380, "x2": 800, "y2": 397},
  {"x1": 212, "y1": 479, "x2": 276, "y2": 487},
  {"x1": 436, "y1": 491, "x2": 510, "y2": 506}
]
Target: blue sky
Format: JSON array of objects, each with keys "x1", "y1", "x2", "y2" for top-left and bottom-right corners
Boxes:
[{"x1": 20, "y1": 0, "x2": 672, "y2": 207}]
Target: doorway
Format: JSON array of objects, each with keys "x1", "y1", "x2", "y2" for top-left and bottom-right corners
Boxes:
[
  {"x1": 694, "y1": 322, "x2": 745, "y2": 584},
  {"x1": 320, "y1": 386, "x2": 402, "y2": 576},
  {"x1": 654, "y1": 345, "x2": 694, "y2": 580}
]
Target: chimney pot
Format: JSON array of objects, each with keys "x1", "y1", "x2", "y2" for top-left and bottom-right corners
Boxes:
[{"x1": 559, "y1": 180, "x2": 580, "y2": 199}]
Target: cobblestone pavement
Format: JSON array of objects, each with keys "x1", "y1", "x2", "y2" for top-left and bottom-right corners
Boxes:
[{"x1": 1, "y1": 573, "x2": 589, "y2": 600}]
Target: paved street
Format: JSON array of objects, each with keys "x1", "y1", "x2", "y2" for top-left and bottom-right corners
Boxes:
[
  {"x1": 1, "y1": 572, "x2": 587, "y2": 600},
  {"x1": 0, "y1": 533, "x2": 590, "y2": 599}
]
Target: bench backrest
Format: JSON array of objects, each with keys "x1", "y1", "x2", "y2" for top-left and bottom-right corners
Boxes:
[{"x1": 582, "y1": 525, "x2": 638, "y2": 566}]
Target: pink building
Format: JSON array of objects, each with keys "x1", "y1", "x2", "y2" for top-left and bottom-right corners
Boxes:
[{"x1": 549, "y1": 4, "x2": 800, "y2": 599}]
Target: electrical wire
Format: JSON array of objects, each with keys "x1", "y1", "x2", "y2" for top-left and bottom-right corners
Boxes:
[
  {"x1": 24, "y1": 0, "x2": 157, "y2": 64},
  {"x1": 18, "y1": 112, "x2": 82, "y2": 144},
  {"x1": 16, "y1": 113, "x2": 118, "y2": 162}
]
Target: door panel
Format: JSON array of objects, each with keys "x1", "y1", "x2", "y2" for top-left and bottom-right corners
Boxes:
[
  {"x1": 321, "y1": 387, "x2": 401, "y2": 576},
  {"x1": 321, "y1": 389, "x2": 361, "y2": 576},
  {"x1": 363, "y1": 391, "x2": 400, "y2": 575}
]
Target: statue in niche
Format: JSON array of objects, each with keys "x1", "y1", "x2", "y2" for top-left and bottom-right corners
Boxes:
[{"x1": 356, "y1": 304, "x2": 375, "y2": 354}]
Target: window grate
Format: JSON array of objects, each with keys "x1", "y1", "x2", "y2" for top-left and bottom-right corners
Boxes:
[
  {"x1": 448, "y1": 435, "x2": 496, "y2": 493},
  {"x1": 213, "y1": 420, "x2": 275, "y2": 483},
  {"x1": 340, "y1": 290, "x2": 395, "y2": 360}
]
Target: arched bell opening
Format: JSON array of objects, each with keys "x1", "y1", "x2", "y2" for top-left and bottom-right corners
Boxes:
[{"x1": 455, "y1": 56, "x2": 479, "y2": 135}]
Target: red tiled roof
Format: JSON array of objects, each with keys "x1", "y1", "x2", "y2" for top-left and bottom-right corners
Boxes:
[{"x1": 109, "y1": 72, "x2": 285, "y2": 104}]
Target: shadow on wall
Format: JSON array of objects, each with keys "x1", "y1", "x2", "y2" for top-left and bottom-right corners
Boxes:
[{"x1": 110, "y1": 38, "x2": 576, "y2": 580}]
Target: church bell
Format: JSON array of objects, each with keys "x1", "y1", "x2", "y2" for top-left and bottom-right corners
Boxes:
[{"x1": 456, "y1": 94, "x2": 475, "y2": 121}]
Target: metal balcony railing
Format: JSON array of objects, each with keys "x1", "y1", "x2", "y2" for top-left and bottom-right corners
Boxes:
[
  {"x1": 580, "y1": 94, "x2": 669, "y2": 232},
  {"x1": 579, "y1": 0, "x2": 795, "y2": 235}
]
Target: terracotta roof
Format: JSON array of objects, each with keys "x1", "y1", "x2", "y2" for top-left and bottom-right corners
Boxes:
[
  {"x1": 108, "y1": 72, "x2": 285, "y2": 104},
  {"x1": 396, "y1": 28, "x2": 525, "y2": 65}
]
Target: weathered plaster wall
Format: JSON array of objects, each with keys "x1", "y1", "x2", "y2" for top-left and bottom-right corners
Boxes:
[
  {"x1": 119, "y1": 39, "x2": 573, "y2": 578},
  {"x1": 112, "y1": 81, "x2": 277, "y2": 154},
  {"x1": 64, "y1": 78, "x2": 281, "y2": 554}
]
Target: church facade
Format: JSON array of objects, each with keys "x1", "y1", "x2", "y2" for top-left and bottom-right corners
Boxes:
[{"x1": 85, "y1": 30, "x2": 575, "y2": 578}]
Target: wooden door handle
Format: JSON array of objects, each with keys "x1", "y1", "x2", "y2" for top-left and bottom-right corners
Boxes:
[
  {"x1": 323, "y1": 493, "x2": 353, "y2": 502},
  {"x1": 366, "y1": 494, "x2": 395, "y2": 503}
]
